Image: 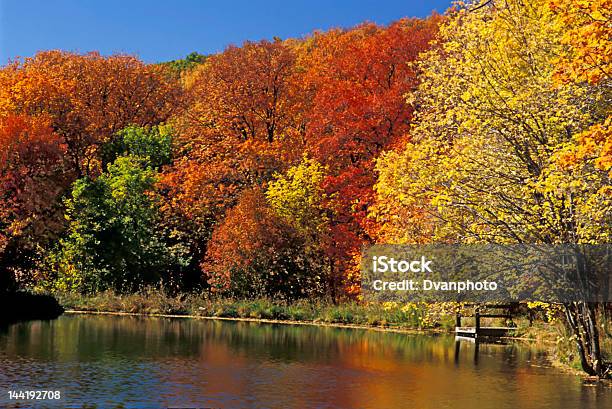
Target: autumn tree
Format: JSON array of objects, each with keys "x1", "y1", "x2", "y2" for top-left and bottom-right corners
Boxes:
[
  {"x1": 266, "y1": 157, "x2": 335, "y2": 296},
  {"x1": 0, "y1": 51, "x2": 181, "y2": 178},
  {"x1": 203, "y1": 188, "x2": 322, "y2": 299},
  {"x1": 172, "y1": 38, "x2": 305, "y2": 192},
  {"x1": 298, "y1": 17, "x2": 442, "y2": 293},
  {"x1": 374, "y1": 0, "x2": 610, "y2": 377},
  {"x1": 162, "y1": 39, "x2": 306, "y2": 279},
  {"x1": 0, "y1": 114, "x2": 69, "y2": 291},
  {"x1": 266, "y1": 156, "x2": 328, "y2": 241},
  {"x1": 549, "y1": 0, "x2": 611, "y2": 245}
]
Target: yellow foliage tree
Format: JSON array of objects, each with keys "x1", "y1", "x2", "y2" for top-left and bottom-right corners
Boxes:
[{"x1": 374, "y1": 0, "x2": 610, "y2": 377}]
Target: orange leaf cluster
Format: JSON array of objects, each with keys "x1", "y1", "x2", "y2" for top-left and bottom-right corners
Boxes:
[
  {"x1": 550, "y1": 0, "x2": 611, "y2": 84},
  {"x1": 0, "y1": 51, "x2": 181, "y2": 177}
]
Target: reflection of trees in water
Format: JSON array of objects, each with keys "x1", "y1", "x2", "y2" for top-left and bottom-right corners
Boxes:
[
  {"x1": 1, "y1": 315, "x2": 546, "y2": 373},
  {"x1": 1, "y1": 316, "x2": 602, "y2": 409}
]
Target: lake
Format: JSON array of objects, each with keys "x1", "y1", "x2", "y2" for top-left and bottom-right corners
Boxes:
[{"x1": 0, "y1": 314, "x2": 610, "y2": 408}]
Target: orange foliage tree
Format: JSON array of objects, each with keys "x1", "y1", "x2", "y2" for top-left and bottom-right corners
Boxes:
[
  {"x1": 0, "y1": 51, "x2": 181, "y2": 177},
  {"x1": 550, "y1": 0, "x2": 611, "y2": 227},
  {"x1": 161, "y1": 39, "x2": 307, "y2": 277},
  {"x1": 550, "y1": 0, "x2": 611, "y2": 84},
  {"x1": 203, "y1": 189, "x2": 321, "y2": 298}
]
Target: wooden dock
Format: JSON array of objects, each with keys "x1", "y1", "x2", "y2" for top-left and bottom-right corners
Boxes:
[
  {"x1": 455, "y1": 326, "x2": 514, "y2": 338},
  {"x1": 455, "y1": 304, "x2": 516, "y2": 339}
]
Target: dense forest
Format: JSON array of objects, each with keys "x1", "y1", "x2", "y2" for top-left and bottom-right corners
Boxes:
[{"x1": 0, "y1": 0, "x2": 610, "y2": 376}]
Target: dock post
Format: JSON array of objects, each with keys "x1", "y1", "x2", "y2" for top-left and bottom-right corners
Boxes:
[
  {"x1": 456, "y1": 312, "x2": 461, "y2": 328},
  {"x1": 475, "y1": 310, "x2": 480, "y2": 336},
  {"x1": 454, "y1": 339, "x2": 460, "y2": 365}
]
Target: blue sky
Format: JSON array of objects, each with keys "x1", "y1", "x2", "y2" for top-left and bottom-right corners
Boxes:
[{"x1": 0, "y1": 0, "x2": 452, "y2": 65}]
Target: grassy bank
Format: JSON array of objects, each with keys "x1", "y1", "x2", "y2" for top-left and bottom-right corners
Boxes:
[
  {"x1": 55, "y1": 288, "x2": 454, "y2": 330},
  {"x1": 53, "y1": 288, "x2": 573, "y2": 337}
]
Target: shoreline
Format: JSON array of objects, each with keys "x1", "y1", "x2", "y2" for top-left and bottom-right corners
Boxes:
[{"x1": 62, "y1": 309, "x2": 534, "y2": 341}]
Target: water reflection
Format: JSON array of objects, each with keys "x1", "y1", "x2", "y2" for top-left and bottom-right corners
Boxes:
[{"x1": 0, "y1": 315, "x2": 609, "y2": 408}]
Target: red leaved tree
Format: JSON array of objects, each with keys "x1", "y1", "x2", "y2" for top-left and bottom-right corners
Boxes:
[
  {"x1": 299, "y1": 16, "x2": 442, "y2": 293},
  {"x1": 203, "y1": 189, "x2": 319, "y2": 299},
  {"x1": 0, "y1": 114, "x2": 70, "y2": 290}
]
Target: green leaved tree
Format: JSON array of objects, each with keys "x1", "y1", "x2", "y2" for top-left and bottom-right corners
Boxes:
[{"x1": 51, "y1": 126, "x2": 189, "y2": 293}]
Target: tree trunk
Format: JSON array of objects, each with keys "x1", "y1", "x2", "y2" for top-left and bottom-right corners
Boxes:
[{"x1": 564, "y1": 302, "x2": 611, "y2": 379}]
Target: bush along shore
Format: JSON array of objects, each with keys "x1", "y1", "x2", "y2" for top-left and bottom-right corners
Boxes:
[{"x1": 0, "y1": 292, "x2": 64, "y2": 326}]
